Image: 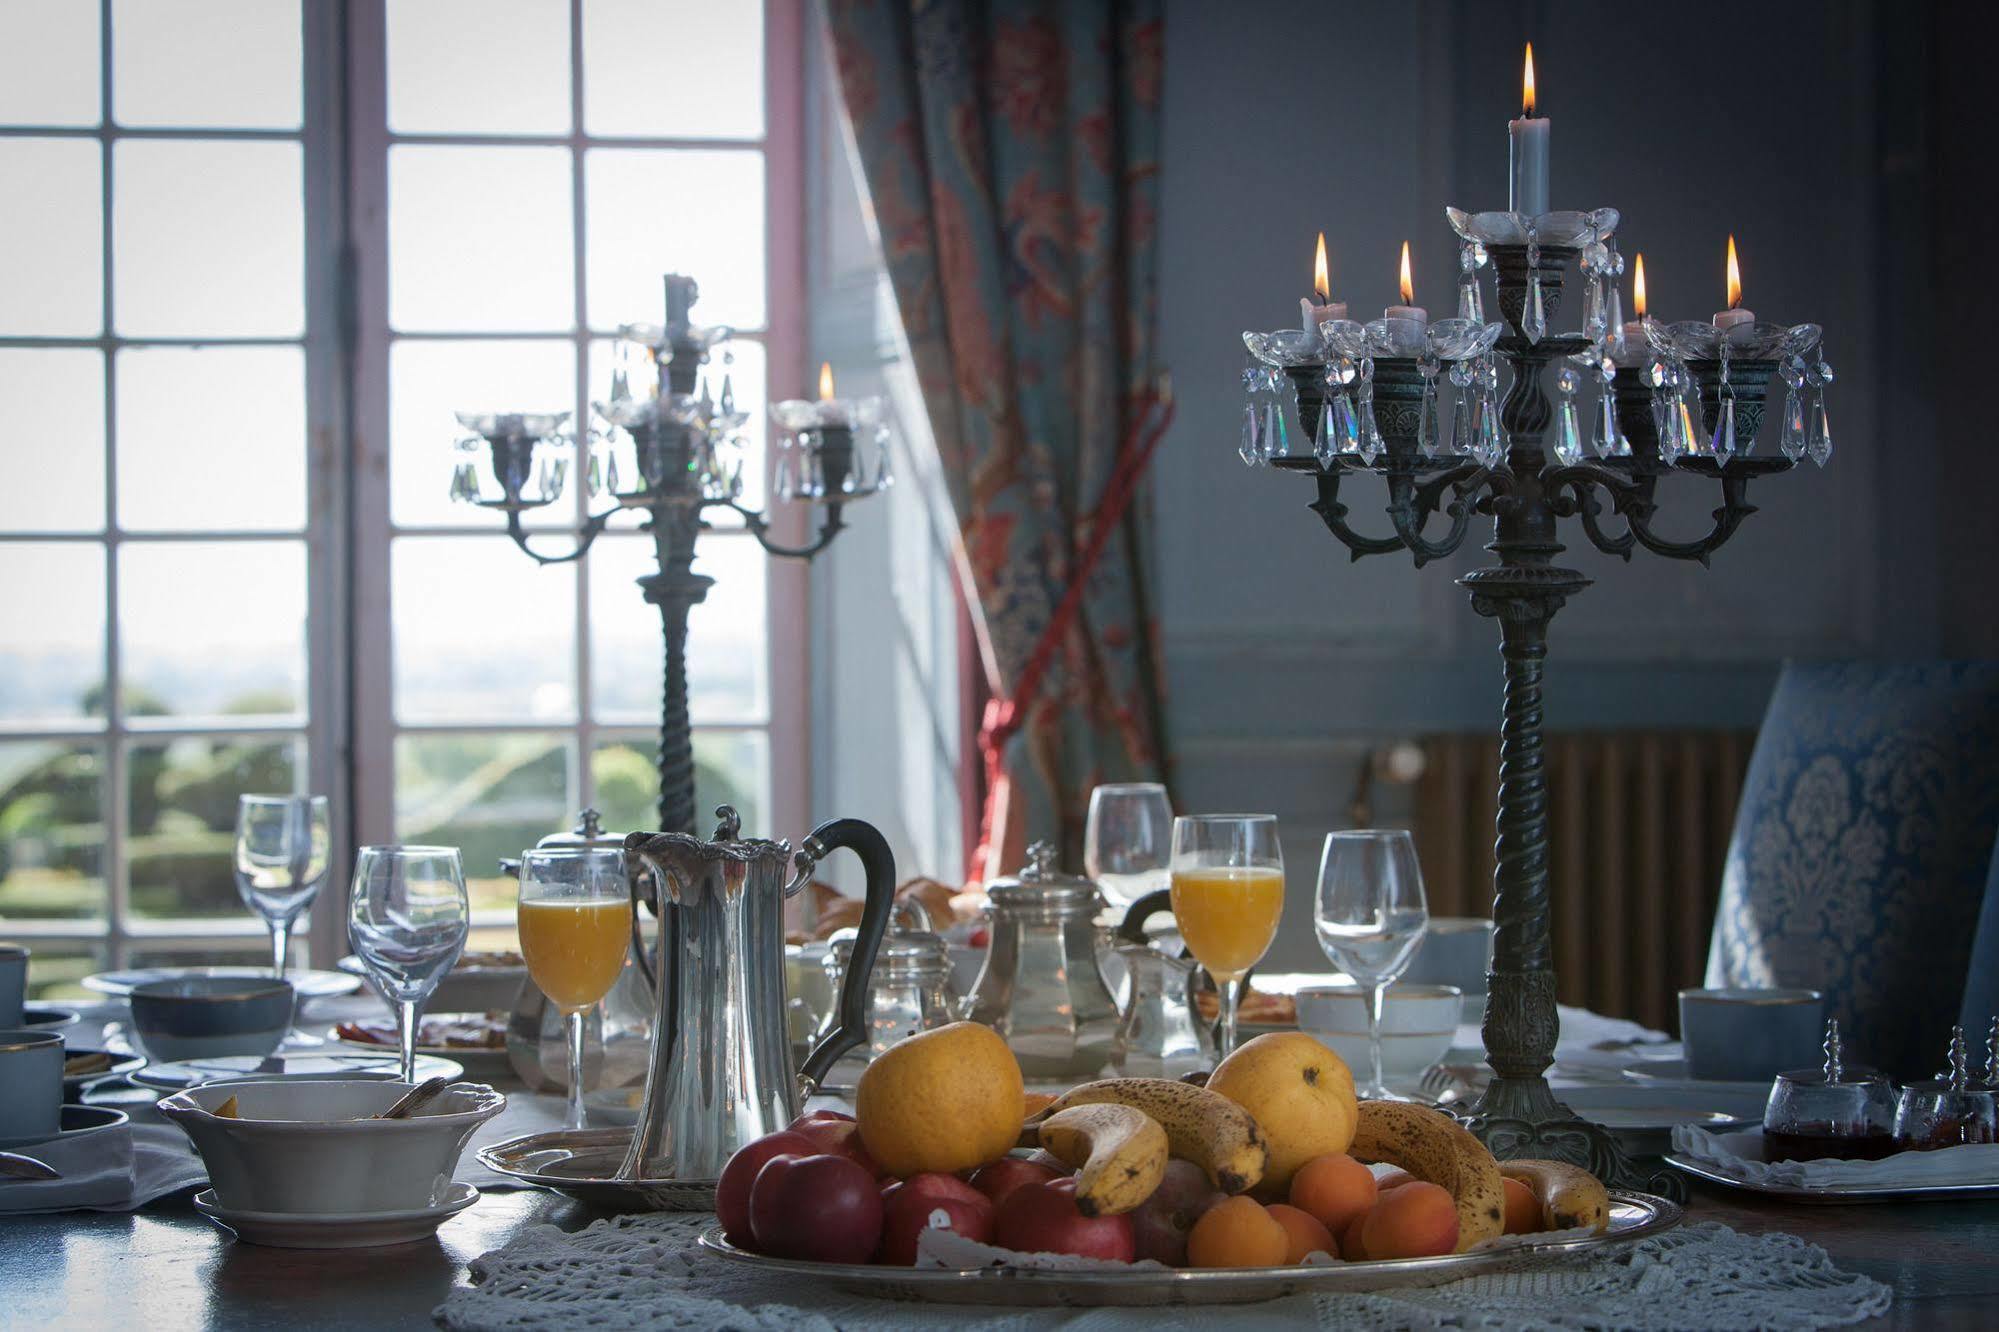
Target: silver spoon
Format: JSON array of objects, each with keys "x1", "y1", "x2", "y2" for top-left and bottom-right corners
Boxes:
[
  {"x1": 374, "y1": 1076, "x2": 451, "y2": 1120},
  {"x1": 0, "y1": 1152, "x2": 60, "y2": 1181}
]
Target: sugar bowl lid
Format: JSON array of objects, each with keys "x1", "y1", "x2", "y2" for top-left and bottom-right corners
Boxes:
[
  {"x1": 535, "y1": 807, "x2": 625, "y2": 852},
  {"x1": 986, "y1": 841, "x2": 1102, "y2": 914},
  {"x1": 1778, "y1": 1019, "x2": 1887, "y2": 1088},
  {"x1": 828, "y1": 926, "x2": 950, "y2": 975}
]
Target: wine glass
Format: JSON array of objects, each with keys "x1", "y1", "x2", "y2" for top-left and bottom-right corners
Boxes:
[
  {"x1": 1084, "y1": 782, "x2": 1174, "y2": 909},
  {"x1": 1169, "y1": 814, "x2": 1283, "y2": 1059},
  {"x1": 1314, "y1": 830, "x2": 1429, "y2": 1100},
  {"x1": 347, "y1": 845, "x2": 469, "y2": 1085},
  {"x1": 517, "y1": 846, "x2": 633, "y2": 1130},
  {"x1": 234, "y1": 795, "x2": 330, "y2": 979}
]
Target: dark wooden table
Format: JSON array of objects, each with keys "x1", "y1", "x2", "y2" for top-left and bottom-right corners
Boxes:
[{"x1": 3, "y1": 1183, "x2": 1995, "y2": 1329}]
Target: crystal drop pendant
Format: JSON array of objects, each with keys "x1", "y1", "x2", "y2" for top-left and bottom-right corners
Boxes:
[
  {"x1": 1594, "y1": 389, "x2": 1621, "y2": 458},
  {"x1": 1780, "y1": 387, "x2": 1807, "y2": 461},
  {"x1": 1808, "y1": 395, "x2": 1833, "y2": 466},
  {"x1": 1606, "y1": 285, "x2": 1625, "y2": 349},
  {"x1": 1355, "y1": 386, "x2": 1382, "y2": 464},
  {"x1": 1523, "y1": 274, "x2": 1546, "y2": 344},
  {"x1": 548, "y1": 457, "x2": 568, "y2": 499},
  {"x1": 586, "y1": 451, "x2": 604, "y2": 496},
  {"x1": 1710, "y1": 396, "x2": 1737, "y2": 465},
  {"x1": 774, "y1": 444, "x2": 795, "y2": 499},
  {"x1": 1418, "y1": 381, "x2": 1441, "y2": 456},
  {"x1": 1312, "y1": 394, "x2": 1336, "y2": 467},
  {"x1": 1332, "y1": 391, "x2": 1360, "y2": 454},
  {"x1": 1263, "y1": 401, "x2": 1283, "y2": 460},
  {"x1": 1674, "y1": 397, "x2": 1699, "y2": 460},
  {"x1": 1449, "y1": 385, "x2": 1474, "y2": 457},
  {"x1": 1554, "y1": 397, "x2": 1583, "y2": 466},
  {"x1": 875, "y1": 440, "x2": 895, "y2": 490},
  {"x1": 607, "y1": 451, "x2": 623, "y2": 493},
  {"x1": 1457, "y1": 275, "x2": 1483, "y2": 323},
  {"x1": 1238, "y1": 404, "x2": 1260, "y2": 465},
  {"x1": 535, "y1": 456, "x2": 555, "y2": 499},
  {"x1": 449, "y1": 460, "x2": 479, "y2": 503},
  {"x1": 1583, "y1": 278, "x2": 1607, "y2": 341}
]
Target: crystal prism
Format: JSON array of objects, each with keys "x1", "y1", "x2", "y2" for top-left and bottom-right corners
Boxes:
[
  {"x1": 1710, "y1": 397, "x2": 1737, "y2": 465},
  {"x1": 1457, "y1": 275, "x2": 1483, "y2": 323},
  {"x1": 1583, "y1": 278, "x2": 1607, "y2": 341},
  {"x1": 1780, "y1": 387, "x2": 1807, "y2": 460},
  {"x1": 1355, "y1": 384, "x2": 1382, "y2": 464},
  {"x1": 1523, "y1": 274, "x2": 1546, "y2": 343},
  {"x1": 1263, "y1": 402, "x2": 1283, "y2": 460},
  {"x1": 1418, "y1": 382, "x2": 1441, "y2": 456},
  {"x1": 1554, "y1": 398, "x2": 1583, "y2": 466},
  {"x1": 449, "y1": 460, "x2": 479, "y2": 503},
  {"x1": 1450, "y1": 387, "x2": 1475, "y2": 457},
  {"x1": 1331, "y1": 392, "x2": 1360, "y2": 454},
  {"x1": 586, "y1": 451, "x2": 604, "y2": 496},
  {"x1": 1807, "y1": 396, "x2": 1833, "y2": 466},
  {"x1": 1594, "y1": 389, "x2": 1624, "y2": 458},
  {"x1": 774, "y1": 444, "x2": 795, "y2": 498},
  {"x1": 1239, "y1": 404, "x2": 1260, "y2": 465},
  {"x1": 607, "y1": 451, "x2": 622, "y2": 493},
  {"x1": 1313, "y1": 395, "x2": 1336, "y2": 466}
]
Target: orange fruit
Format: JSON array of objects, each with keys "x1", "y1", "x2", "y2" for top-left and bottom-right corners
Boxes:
[
  {"x1": 1185, "y1": 1195, "x2": 1289, "y2": 1268},
  {"x1": 1266, "y1": 1203, "x2": 1337, "y2": 1264},
  {"x1": 1288, "y1": 1152, "x2": 1378, "y2": 1234}
]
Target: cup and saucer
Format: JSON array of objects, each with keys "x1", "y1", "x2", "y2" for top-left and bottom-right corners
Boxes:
[
  {"x1": 192, "y1": 1180, "x2": 481, "y2": 1249},
  {"x1": 1625, "y1": 987, "x2": 1824, "y2": 1091}
]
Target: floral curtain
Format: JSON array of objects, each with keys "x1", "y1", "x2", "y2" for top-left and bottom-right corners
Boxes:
[{"x1": 825, "y1": 0, "x2": 1172, "y2": 880}]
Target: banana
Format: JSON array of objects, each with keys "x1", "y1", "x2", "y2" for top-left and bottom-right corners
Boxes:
[
  {"x1": 1028, "y1": 1078, "x2": 1268, "y2": 1195},
  {"x1": 1035, "y1": 1104, "x2": 1169, "y2": 1217},
  {"x1": 1347, "y1": 1101, "x2": 1505, "y2": 1253},
  {"x1": 1498, "y1": 1158, "x2": 1610, "y2": 1234}
]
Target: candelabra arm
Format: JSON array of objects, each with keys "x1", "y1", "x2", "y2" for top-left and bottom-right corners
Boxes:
[
  {"x1": 496, "y1": 505, "x2": 618, "y2": 567},
  {"x1": 722, "y1": 500, "x2": 849, "y2": 561},
  {"x1": 1387, "y1": 463, "x2": 1493, "y2": 567},
  {"x1": 1544, "y1": 464, "x2": 1640, "y2": 561},
  {"x1": 1308, "y1": 465, "x2": 1407, "y2": 561},
  {"x1": 1622, "y1": 470, "x2": 1761, "y2": 567}
]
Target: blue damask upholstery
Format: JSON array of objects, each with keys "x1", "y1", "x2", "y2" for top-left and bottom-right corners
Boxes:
[{"x1": 1707, "y1": 661, "x2": 1999, "y2": 1079}]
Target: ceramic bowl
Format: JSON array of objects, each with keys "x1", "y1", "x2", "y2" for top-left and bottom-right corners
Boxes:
[
  {"x1": 1294, "y1": 983, "x2": 1463, "y2": 1083},
  {"x1": 129, "y1": 976, "x2": 295, "y2": 1063},
  {"x1": 157, "y1": 1078, "x2": 506, "y2": 1215}
]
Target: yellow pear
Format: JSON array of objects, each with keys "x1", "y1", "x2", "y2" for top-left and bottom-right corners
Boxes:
[
  {"x1": 1206, "y1": 1031, "x2": 1357, "y2": 1192},
  {"x1": 856, "y1": 1021, "x2": 1025, "y2": 1176}
]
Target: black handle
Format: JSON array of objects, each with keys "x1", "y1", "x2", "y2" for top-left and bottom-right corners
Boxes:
[
  {"x1": 795, "y1": 818, "x2": 897, "y2": 1090},
  {"x1": 1117, "y1": 889, "x2": 1176, "y2": 945}
]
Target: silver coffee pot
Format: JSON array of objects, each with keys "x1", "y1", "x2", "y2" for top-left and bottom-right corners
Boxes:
[
  {"x1": 1110, "y1": 889, "x2": 1213, "y2": 1078},
  {"x1": 619, "y1": 806, "x2": 896, "y2": 1184}
]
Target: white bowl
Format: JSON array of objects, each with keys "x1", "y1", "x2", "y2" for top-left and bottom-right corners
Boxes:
[
  {"x1": 1294, "y1": 983, "x2": 1462, "y2": 1083},
  {"x1": 157, "y1": 1078, "x2": 505, "y2": 1215}
]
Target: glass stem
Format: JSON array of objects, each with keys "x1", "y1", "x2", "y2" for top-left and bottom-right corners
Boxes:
[
  {"x1": 1221, "y1": 975, "x2": 1245, "y2": 1060},
  {"x1": 397, "y1": 998, "x2": 421, "y2": 1085},
  {"x1": 1366, "y1": 980, "x2": 1388, "y2": 1097},
  {"x1": 269, "y1": 915, "x2": 291, "y2": 979},
  {"x1": 564, "y1": 1009, "x2": 588, "y2": 1131}
]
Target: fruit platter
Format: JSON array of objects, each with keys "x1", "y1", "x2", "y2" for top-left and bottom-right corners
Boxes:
[{"x1": 699, "y1": 1022, "x2": 1682, "y2": 1306}]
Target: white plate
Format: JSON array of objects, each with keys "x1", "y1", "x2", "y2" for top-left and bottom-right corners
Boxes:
[
  {"x1": 82, "y1": 967, "x2": 362, "y2": 1000},
  {"x1": 336, "y1": 954, "x2": 528, "y2": 1014},
  {"x1": 1621, "y1": 1059, "x2": 1771, "y2": 1093},
  {"x1": 328, "y1": 1015, "x2": 512, "y2": 1081},
  {"x1": 192, "y1": 1181, "x2": 480, "y2": 1248},
  {"x1": 20, "y1": 1006, "x2": 79, "y2": 1029},
  {"x1": 132, "y1": 1051, "x2": 465, "y2": 1091},
  {"x1": 0, "y1": 1103, "x2": 129, "y2": 1151},
  {"x1": 1555, "y1": 1084, "x2": 1763, "y2": 1156}
]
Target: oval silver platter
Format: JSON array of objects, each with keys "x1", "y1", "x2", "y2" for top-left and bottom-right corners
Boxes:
[
  {"x1": 692, "y1": 1191, "x2": 1682, "y2": 1307},
  {"x1": 477, "y1": 1127, "x2": 718, "y2": 1211}
]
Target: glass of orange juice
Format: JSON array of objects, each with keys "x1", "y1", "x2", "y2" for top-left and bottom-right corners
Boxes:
[
  {"x1": 517, "y1": 846, "x2": 633, "y2": 1129},
  {"x1": 1169, "y1": 814, "x2": 1284, "y2": 1059}
]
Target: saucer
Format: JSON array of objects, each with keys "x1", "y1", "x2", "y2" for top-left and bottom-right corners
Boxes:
[
  {"x1": 62, "y1": 1047, "x2": 148, "y2": 1097},
  {"x1": 21, "y1": 1006, "x2": 80, "y2": 1030},
  {"x1": 192, "y1": 1181, "x2": 479, "y2": 1248},
  {"x1": 0, "y1": 1103, "x2": 129, "y2": 1150},
  {"x1": 82, "y1": 966, "x2": 362, "y2": 1001},
  {"x1": 1622, "y1": 1058, "x2": 1773, "y2": 1093},
  {"x1": 132, "y1": 1050, "x2": 465, "y2": 1091}
]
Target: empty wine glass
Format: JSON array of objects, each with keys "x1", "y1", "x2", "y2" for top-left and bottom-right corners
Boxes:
[
  {"x1": 1170, "y1": 814, "x2": 1284, "y2": 1059},
  {"x1": 1085, "y1": 783, "x2": 1174, "y2": 909},
  {"x1": 234, "y1": 795, "x2": 330, "y2": 979},
  {"x1": 517, "y1": 847, "x2": 633, "y2": 1130},
  {"x1": 347, "y1": 845, "x2": 469, "y2": 1085},
  {"x1": 1315, "y1": 830, "x2": 1429, "y2": 1100}
]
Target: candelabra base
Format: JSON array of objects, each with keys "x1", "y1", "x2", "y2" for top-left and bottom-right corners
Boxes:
[{"x1": 1458, "y1": 1075, "x2": 1688, "y2": 1201}]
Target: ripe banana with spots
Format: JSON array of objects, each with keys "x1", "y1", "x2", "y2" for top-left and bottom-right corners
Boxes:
[
  {"x1": 1498, "y1": 1158, "x2": 1610, "y2": 1234},
  {"x1": 1027, "y1": 1077, "x2": 1268, "y2": 1195},
  {"x1": 1033, "y1": 1103, "x2": 1168, "y2": 1217},
  {"x1": 1347, "y1": 1101, "x2": 1505, "y2": 1252}
]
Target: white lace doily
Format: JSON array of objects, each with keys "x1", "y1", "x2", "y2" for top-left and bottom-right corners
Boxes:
[{"x1": 437, "y1": 1214, "x2": 1891, "y2": 1331}]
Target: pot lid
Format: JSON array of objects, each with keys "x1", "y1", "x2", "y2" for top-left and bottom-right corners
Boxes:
[
  {"x1": 986, "y1": 841, "x2": 1102, "y2": 912},
  {"x1": 533, "y1": 808, "x2": 626, "y2": 852},
  {"x1": 828, "y1": 928, "x2": 950, "y2": 970}
]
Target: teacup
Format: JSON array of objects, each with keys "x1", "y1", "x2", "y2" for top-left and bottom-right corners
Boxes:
[
  {"x1": 1678, "y1": 987, "x2": 1824, "y2": 1083},
  {"x1": 1400, "y1": 917, "x2": 1494, "y2": 1020},
  {"x1": 0, "y1": 943, "x2": 26, "y2": 1026},
  {"x1": 130, "y1": 976, "x2": 295, "y2": 1063},
  {"x1": 0, "y1": 1027, "x2": 64, "y2": 1141},
  {"x1": 1294, "y1": 983, "x2": 1463, "y2": 1084}
]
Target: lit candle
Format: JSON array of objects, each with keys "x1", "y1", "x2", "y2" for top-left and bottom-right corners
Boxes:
[
  {"x1": 1507, "y1": 44, "x2": 1550, "y2": 217},
  {"x1": 1299, "y1": 232, "x2": 1348, "y2": 335},
  {"x1": 1712, "y1": 235, "x2": 1754, "y2": 330},
  {"x1": 1384, "y1": 242, "x2": 1427, "y2": 325},
  {"x1": 817, "y1": 362, "x2": 851, "y2": 426},
  {"x1": 1620, "y1": 253, "x2": 1649, "y2": 351}
]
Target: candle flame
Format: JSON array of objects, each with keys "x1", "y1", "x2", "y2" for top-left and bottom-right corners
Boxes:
[
  {"x1": 1633, "y1": 254, "x2": 1647, "y2": 318},
  {"x1": 1725, "y1": 235, "x2": 1741, "y2": 310},
  {"x1": 1313, "y1": 232, "x2": 1330, "y2": 300},
  {"x1": 1398, "y1": 241, "x2": 1414, "y2": 306},
  {"x1": 1522, "y1": 43, "x2": 1537, "y2": 117},
  {"x1": 818, "y1": 362, "x2": 835, "y2": 400}
]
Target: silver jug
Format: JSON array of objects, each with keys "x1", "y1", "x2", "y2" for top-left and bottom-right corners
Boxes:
[
  {"x1": 965, "y1": 841, "x2": 1120, "y2": 1081},
  {"x1": 619, "y1": 805, "x2": 895, "y2": 1183},
  {"x1": 1110, "y1": 889, "x2": 1213, "y2": 1078}
]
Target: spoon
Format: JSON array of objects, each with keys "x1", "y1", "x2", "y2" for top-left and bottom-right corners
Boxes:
[
  {"x1": 0, "y1": 1152, "x2": 60, "y2": 1181},
  {"x1": 374, "y1": 1076, "x2": 451, "y2": 1120}
]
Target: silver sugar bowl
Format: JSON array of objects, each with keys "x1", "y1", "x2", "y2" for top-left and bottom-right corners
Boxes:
[
  {"x1": 964, "y1": 841, "x2": 1121, "y2": 1081},
  {"x1": 819, "y1": 920, "x2": 957, "y2": 1060}
]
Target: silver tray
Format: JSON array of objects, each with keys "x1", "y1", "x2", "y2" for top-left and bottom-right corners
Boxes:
[
  {"x1": 476, "y1": 1127, "x2": 718, "y2": 1211},
  {"x1": 693, "y1": 1191, "x2": 1682, "y2": 1306},
  {"x1": 1664, "y1": 1153, "x2": 1999, "y2": 1204}
]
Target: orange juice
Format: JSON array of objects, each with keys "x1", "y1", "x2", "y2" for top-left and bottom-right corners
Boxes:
[
  {"x1": 1171, "y1": 866, "x2": 1285, "y2": 981},
  {"x1": 518, "y1": 898, "x2": 633, "y2": 1012}
]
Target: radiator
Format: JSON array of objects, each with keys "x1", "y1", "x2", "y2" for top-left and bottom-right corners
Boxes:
[{"x1": 1412, "y1": 729, "x2": 1755, "y2": 1032}]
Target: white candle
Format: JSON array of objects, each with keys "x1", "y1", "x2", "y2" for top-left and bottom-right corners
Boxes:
[
  {"x1": 816, "y1": 362, "x2": 851, "y2": 427},
  {"x1": 1385, "y1": 241, "x2": 1428, "y2": 326},
  {"x1": 1618, "y1": 253, "x2": 1649, "y2": 354},
  {"x1": 1507, "y1": 44, "x2": 1550, "y2": 217},
  {"x1": 1301, "y1": 233, "x2": 1347, "y2": 334},
  {"x1": 1712, "y1": 235, "x2": 1754, "y2": 329}
]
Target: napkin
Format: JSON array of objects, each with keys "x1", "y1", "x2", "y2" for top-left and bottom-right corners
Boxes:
[
  {"x1": 1671, "y1": 1124, "x2": 1999, "y2": 1189},
  {"x1": 0, "y1": 1122, "x2": 206, "y2": 1215}
]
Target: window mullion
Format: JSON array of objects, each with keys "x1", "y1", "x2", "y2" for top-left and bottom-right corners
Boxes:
[{"x1": 98, "y1": 0, "x2": 127, "y2": 969}]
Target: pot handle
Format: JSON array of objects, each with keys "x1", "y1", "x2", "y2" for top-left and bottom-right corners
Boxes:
[
  {"x1": 1116, "y1": 888, "x2": 1176, "y2": 946},
  {"x1": 793, "y1": 818, "x2": 897, "y2": 1094}
]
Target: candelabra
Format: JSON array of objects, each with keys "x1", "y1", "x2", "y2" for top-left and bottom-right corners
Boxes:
[
  {"x1": 1238, "y1": 207, "x2": 1836, "y2": 1198},
  {"x1": 451, "y1": 273, "x2": 889, "y2": 835}
]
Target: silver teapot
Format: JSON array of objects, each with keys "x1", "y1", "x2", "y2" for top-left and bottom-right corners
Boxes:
[
  {"x1": 1110, "y1": 889, "x2": 1213, "y2": 1078},
  {"x1": 619, "y1": 806, "x2": 895, "y2": 1183}
]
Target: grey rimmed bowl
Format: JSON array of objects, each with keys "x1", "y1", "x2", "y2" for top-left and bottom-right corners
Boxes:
[{"x1": 129, "y1": 976, "x2": 295, "y2": 1063}]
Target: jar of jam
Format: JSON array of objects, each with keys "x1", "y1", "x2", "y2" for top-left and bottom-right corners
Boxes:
[
  {"x1": 1894, "y1": 1025, "x2": 1999, "y2": 1151},
  {"x1": 1762, "y1": 1019, "x2": 1898, "y2": 1162}
]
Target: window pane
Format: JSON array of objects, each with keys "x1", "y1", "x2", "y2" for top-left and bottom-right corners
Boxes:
[
  {"x1": 393, "y1": 537, "x2": 575, "y2": 723},
  {"x1": 112, "y1": 0, "x2": 301, "y2": 129},
  {"x1": 0, "y1": 138, "x2": 101, "y2": 336},
  {"x1": 0, "y1": 544, "x2": 105, "y2": 726},
  {"x1": 396, "y1": 731, "x2": 571, "y2": 917},
  {"x1": 114, "y1": 139, "x2": 303, "y2": 337},
  {"x1": 589, "y1": 533, "x2": 766, "y2": 724},
  {"x1": 19, "y1": 939, "x2": 106, "y2": 1004},
  {"x1": 0, "y1": 349, "x2": 105, "y2": 532},
  {"x1": 390, "y1": 145, "x2": 573, "y2": 332},
  {"x1": 391, "y1": 338, "x2": 575, "y2": 530},
  {"x1": 585, "y1": 148, "x2": 764, "y2": 330},
  {"x1": 127, "y1": 939, "x2": 277, "y2": 970},
  {"x1": 0, "y1": 0, "x2": 100, "y2": 126},
  {"x1": 128, "y1": 735, "x2": 302, "y2": 919},
  {"x1": 582, "y1": 0, "x2": 762, "y2": 139},
  {"x1": 0, "y1": 741, "x2": 105, "y2": 922},
  {"x1": 118, "y1": 347, "x2": 306, "y2": 532},
  {"x1": 588, "y1": 335, "x2": 765, "y2": 514},
  {"x1": 387, "y1": 0, "x2": 570, "y2": 135},
  {"x1": 593, "y1": 730, "x2": 766, "y2": 837},
  {"x1": 120, "y1": 541, "x2": 307, "y2": 721}
]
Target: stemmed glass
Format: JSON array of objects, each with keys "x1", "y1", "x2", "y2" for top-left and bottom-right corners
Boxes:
[
  {"x1": 516, "y1": 847, "x2": 633, "y2": 1130},
  {"x1": 347, "y1": 846, "x2": 469, "y2": 1085},
  {"x1": 234, "y1": 795, "x2": 330, "y2": 979},
  {"x1": 1084, "y1": 783, "x2": 1174, "y2": 909},
  {"x1": 1314, "y1": 830, "x2": 1429, "y2": 1100},
  {"x1": 1169, "y1": 814, "x2": 1284, "y2": 1059}
]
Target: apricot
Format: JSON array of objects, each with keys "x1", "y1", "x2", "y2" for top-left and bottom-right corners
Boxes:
[
  {"x1": 1185, "y1": 1195, "x2": 1290, "y2": 1268},
  {"x1": 1288, "y1": 1152, "x2": 1378, "y2": 1234},
  {"x1": 1372, "y1": 1167, "x2": 1416, "y2": 1192},
  {"x1": 1265, "y1": 1203, "x2": 1336, "y2": 1264},
  {"x1": 1360, "y1": 1180, "x2": 1459, "y2": 1260},
  {"x1": 1340, "y1": 1212, "x2": 1369, "y2": 1260},
  {"x1": 1501, "y1": 1176, "x2": 1540, "y2": 1234}
]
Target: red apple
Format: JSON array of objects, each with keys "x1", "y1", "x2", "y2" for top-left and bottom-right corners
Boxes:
[
  {"x1": 968, "y1": 1156, "x2": 1066, "y2": 1208},
  {"x1": 992, "y1": 1177, "x2": 1135, "y2": 1263},
  {"x1": 748, "y1": 1153, "x2": 883, "y2": 1263},
  {"x1": 877, "y1": 1172, "x2": 994, "y2": 1264},
  {"x1": 794, "y1": 1116, "x2": 889, "y2": 1179},
  {"x1": 1129, "y1": 1159, "x2": 1226, "y2": 1266},
  {"x1": 716, "y1": 1131, "x2": 818, "y2": 1245},
  {"x1": 789, "y1": 1108, "x2": 855, "y2": 1130}
]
